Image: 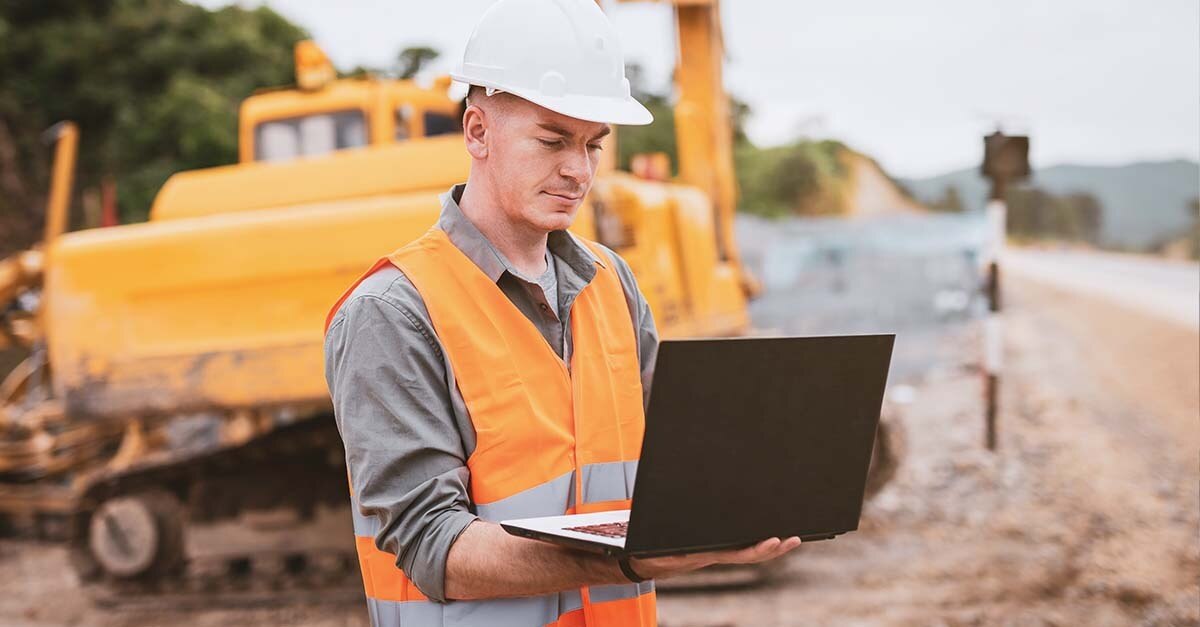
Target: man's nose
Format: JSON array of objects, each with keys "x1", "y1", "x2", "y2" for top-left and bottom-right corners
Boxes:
[{"x1": 558, "y1": 144, "x2": 592, "y2": 185}]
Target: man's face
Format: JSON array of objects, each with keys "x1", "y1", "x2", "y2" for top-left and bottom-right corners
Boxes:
[{"x1": 479, "y1": 97, "x2": 611, "y2": 232}]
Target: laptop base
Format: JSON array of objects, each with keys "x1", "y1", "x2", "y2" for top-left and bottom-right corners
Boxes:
[{"x1": 501, "y1": 509, "x2": 843, "y2": 559}]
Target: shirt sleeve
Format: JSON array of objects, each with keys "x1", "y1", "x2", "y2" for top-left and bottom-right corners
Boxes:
[
  {"x1": 593, "y1": 244, "x2": 660, "y2": 410},
  {"x1": 323, "y1": 286, "x2": 478, "y2": 603}
]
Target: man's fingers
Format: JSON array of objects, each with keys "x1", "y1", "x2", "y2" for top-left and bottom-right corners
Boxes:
[
  {"x1": 714, "y1": 537, "x2": 775, "y2": 563},
  {"x1": 749, "y1": 537, "x2": 782, "y2": 559},
  {"x1": 757, "y1": 536, "x2": 801, "y2": 562},
  {"x1": 713, "y1": 537, "x2": 780, "y2": 564},
  {"x1": 714, "y1": 536, "x2": 802, "y2": 564}
]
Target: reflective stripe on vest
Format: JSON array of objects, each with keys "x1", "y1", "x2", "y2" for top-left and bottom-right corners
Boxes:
[{"x1": 327, "y1": 229, "x2": 656, "y2": 626}]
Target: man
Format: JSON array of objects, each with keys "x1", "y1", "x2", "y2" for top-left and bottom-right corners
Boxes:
[{"x1": 323, "y1": 1, "x2": 800, "y2": 624}]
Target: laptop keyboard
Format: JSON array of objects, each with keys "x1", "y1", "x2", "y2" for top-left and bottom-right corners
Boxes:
[{"x1": 564, "y1": 521, "x2": 628, "y2": 538}]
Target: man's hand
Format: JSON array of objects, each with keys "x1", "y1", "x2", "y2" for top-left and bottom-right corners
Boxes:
[
  {"x1": 444, "y1": 521, "x2": 801, "y2": 600},
  {"x1": 627, "y1": 536, "x2": 802, "y2": 580}
]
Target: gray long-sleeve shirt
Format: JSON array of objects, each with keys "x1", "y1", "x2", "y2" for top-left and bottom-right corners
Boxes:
[{"x1": 323, "y1": 183, "x2": 658, "y2": 603}]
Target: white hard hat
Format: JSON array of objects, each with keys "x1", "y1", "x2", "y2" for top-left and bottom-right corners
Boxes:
[{"x1": 451, "y1": 0, "x2": 653, "y2": 126}]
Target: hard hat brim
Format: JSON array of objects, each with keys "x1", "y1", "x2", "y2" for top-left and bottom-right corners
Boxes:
[
  {"x1": 454, "y1": 74, "x2": 654, "y2": 126},
  {"x1": 522, "y1": 90, "x2": 655, "y2": 127}
]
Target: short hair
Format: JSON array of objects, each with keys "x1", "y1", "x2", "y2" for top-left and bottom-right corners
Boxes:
[
  {"x1": 466, "y1": 84, "x2": 486, "y2": 107},
  {"x1": 465, "y1": 84, "x2": 519, "y2": 119}
]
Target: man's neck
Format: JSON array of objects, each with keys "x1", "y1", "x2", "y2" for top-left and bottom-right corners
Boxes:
[{"x1": 458, "y1": 178, "x2": 549, "y2": 278}]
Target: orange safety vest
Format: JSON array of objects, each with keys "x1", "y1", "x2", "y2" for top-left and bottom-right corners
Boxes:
[{"x1": 325, "y1": 228, "x2": 656, "y2": 627}]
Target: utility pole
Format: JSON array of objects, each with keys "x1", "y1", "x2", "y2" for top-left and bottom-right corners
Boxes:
[{"x1": 979, "y1": 130, "x2": 1030, "y2": 450}]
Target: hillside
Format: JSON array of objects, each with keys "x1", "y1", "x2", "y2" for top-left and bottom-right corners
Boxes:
[
  {"x1": 843, "y1": 152, "x2": 926, "y2": 218},
  {"x1": 900, "y1": 160, "x2": 1200, "y2": 250},
  {"x1": 734, "y1": 141, "x2": 925, "y2": 218}
]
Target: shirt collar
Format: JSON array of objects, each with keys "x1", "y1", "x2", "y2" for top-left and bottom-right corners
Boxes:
[{"x1": 436, "y1": 183, "x2": 605, "y2": 284}]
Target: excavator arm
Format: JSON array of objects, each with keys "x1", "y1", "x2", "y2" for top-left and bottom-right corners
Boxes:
[
  {"x1": 0, "y1": 122, "x2": 75, "y2": 351},
  {"x1": 617, "y1": 0, "x2": 759, "y2": 296}
]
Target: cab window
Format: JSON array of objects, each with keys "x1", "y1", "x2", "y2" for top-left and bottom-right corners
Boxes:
[
  {"x1": 254, "y1": 110, "x2": 368, "y2": 162},
  {"x1": 423, "y1": 111, "x2": 460, "y2": 137}
]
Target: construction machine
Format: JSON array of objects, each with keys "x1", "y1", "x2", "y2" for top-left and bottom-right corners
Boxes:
[{"x1": 0, "y1": 0, "x2": 898, "y2": 602}]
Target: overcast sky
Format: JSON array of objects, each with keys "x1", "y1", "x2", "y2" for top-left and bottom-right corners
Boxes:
[{"x1": 199, "y1": 0, "x2": 1199, "y2": 179}]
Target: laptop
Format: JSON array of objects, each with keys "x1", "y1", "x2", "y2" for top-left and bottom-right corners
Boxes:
[{"x1": 501, "y1": 334, "x2": 895, "y2": 558}]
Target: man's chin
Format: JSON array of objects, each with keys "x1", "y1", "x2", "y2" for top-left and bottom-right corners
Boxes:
[
  {"x1": 539, "y1": 213, "x2": 575, "y2": 232},
  {"x1": 532, "y1": 202, "x2": 578, "y2": 231}
]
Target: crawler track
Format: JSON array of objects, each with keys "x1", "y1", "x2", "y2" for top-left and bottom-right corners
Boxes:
[{"x1": 59, "y1": 416, "x2": 365, "y2": 606}]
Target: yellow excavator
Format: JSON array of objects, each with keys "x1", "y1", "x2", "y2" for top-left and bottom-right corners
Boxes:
[{"x1": 0, "y1": 0, "x2": 898, "y2": 599}]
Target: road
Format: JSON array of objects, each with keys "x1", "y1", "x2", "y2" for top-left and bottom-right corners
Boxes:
[{"x1": 1004, "y1": 248, "x2": 1199, "y2": 330}]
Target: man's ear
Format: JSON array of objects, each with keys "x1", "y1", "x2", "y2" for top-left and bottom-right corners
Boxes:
[{"x1": 463, "y1": 104, "x2": 489, "y2": 160}]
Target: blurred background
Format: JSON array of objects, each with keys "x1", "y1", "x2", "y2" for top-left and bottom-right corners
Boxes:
[{"x1": 0, "y1": 1, "x2": 1196, "y2": 626}]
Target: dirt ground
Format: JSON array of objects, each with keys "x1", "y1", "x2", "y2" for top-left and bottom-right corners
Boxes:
[
  {"x1": 1, "y1": 273, "x2": 1196, "y2": 626},
  {"x1": 657, "y1": 275, "x2": 1199, "y2": 626}
]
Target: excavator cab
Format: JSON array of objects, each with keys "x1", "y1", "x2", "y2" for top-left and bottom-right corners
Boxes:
[{"x1": 237, "y1": 40, "x2": 463, "y2": 164}]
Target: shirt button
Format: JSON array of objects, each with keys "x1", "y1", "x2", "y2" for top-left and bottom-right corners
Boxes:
[{"x1": 539, "y1": 303, "x2": 550, "y2": 311}]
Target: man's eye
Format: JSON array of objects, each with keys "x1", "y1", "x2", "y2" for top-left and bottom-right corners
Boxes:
[
  {"x1": 537, "y1": 138, "x2": 562, "y2": 148},
  {"x1": 588, "y1": 144, "x2": 603, "y2": 152}
]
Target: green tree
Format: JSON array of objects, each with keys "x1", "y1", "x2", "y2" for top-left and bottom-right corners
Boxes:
[
  {"x1": 1006, "y1": 187, "x2": 1103, "y2": 243},
  {"x1": 614, "y1": 62, "x2": 753, "y2": 179},
  {"x1": 615, "y1": 63, "x2": 677, "y2": 174},
  {"x1": 612, "y1": 63, "x2": 858, "y2": 217},
  {"x1": 395, "y1": 46, "x2": 439, "y2": 80},
  {"x1": 771, "y1": 146, "x2": 822, "y2": 210},
  {"x1": 0, "y1": 1, "x2": 308, "y2": 255}
]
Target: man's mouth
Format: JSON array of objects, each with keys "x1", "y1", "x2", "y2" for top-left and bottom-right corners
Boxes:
[{"x1": 543, "y1": 191, "x2": 582, "y2": 201}]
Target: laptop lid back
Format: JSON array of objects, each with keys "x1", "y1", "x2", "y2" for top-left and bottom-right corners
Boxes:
[{"x1": 624, "y1": 334, "x2": 894, "y2": 555}]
